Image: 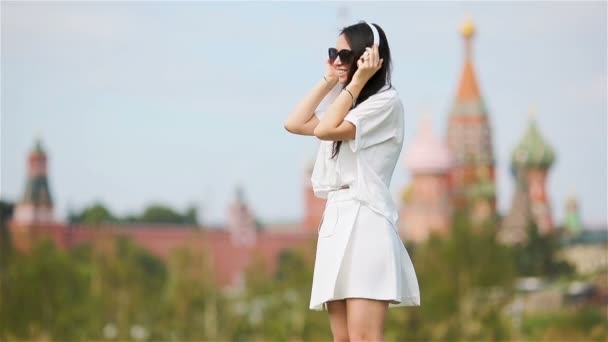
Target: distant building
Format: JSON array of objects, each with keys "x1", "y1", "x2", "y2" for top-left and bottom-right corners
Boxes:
[
  {"x1": 401, "y1": 16, "x2": 499, "y2": 240},
  {"x1": 400, "y1": 17, "x2": 567, "y2": 245},
  {"x1": 9, "y1": 139, "x2": 316, "y2": 293},
  {"x1": 12, "y1": 138, "x2": 55, "y2": 226},
  {"x1": 400, "y1": 114, "x2": 452, "y2": 242},
  {"x1": 499, "y1": 114, "x2": 556, "y2": 244},
  {"x1": 558, "y1": 228, "x2": 608, "y2": 276},
  {"x1": 445, "y1": 16, "x2": 496, "y2": 221}
]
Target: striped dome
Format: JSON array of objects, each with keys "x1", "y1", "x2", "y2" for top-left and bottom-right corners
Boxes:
[
  {"x1": 406, "y1": 115, "x2": 452, "y2": 173},
  {"x1": 512, "y1": 118, "x2": 555, "y2": 169}
]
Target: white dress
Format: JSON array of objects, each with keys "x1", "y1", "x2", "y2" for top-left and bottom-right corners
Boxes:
[{"x1": 308, "y1": 83, "x2": 421, "y2": 311}]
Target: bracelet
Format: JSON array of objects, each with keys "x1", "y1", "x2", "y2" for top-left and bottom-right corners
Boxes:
[{"x1": 343, "y1": 88, "x2": 356, "y2": 109}]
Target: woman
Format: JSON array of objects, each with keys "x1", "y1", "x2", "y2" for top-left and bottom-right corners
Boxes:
[{"x1": 284, "y1": 21, "x2": 420, "y2": 341}]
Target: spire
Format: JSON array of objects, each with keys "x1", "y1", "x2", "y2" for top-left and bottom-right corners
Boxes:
[
  {"x1": 564, "y1": 193, "x2": 582, "y2": 234},
  {"x1": 33, "y1": 133, "x2": 45, "y2": 155},
  {"x1": 446, "y1": 15, "x2": 495, "y2": 214},
  {"x1": 455, "y1": 15, "x2": 481, "y2": 105},
  {"x1": 13, "y1": 137, "x2": 55, "y2": 225},
  {"x1": 235, "y1": 183, "x2": 245, "y2": 203},
  {"x1": 460, "y1": 14, "x2": 475, "y2": 58},
  {"x1": 227, "y1": 184, "x2": 258, "y2": 246},
  {"x1": 22, "y1": 138, "x2": 52, "y2": 206}
]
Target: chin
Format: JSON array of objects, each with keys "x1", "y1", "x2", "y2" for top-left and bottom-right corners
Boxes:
[{"x1": 339, "y1": 76, "x2": 348, "y2": 84}]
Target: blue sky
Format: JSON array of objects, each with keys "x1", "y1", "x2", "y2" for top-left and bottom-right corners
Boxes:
[{"x1": 2, "y1": 1, "x2": 606, "y2": 227}]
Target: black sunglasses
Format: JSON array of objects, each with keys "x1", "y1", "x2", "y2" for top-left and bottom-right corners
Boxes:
[{"x1": 328, "y1": 47, "x2": 354, "y2": 65}]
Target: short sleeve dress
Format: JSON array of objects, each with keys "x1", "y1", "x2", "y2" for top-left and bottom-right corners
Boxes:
[{"x1": 309, "y1": 83, "x2": 421, "y2": 311}]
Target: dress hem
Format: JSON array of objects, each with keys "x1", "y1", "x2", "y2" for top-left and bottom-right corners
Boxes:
[{"x1": 309, "y1": 294, "x2": 420, "y2": 311}]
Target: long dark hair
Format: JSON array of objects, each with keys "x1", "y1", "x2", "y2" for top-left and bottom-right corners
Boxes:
[{"x1": 330, "y1": 21, "x2": 393, "y2": 159}]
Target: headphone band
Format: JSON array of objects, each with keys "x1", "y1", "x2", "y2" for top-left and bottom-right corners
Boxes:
[{"x1": 366, "y1": 22, "x2": 380, "y2": 46}]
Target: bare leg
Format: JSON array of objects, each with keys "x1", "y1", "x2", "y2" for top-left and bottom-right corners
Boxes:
[
  {"x1": 346, "y1": 298, "x2": 389, "y2": 342},
  {"x1": 327, "y1": 299, "x2": 350, "y2": 342}
]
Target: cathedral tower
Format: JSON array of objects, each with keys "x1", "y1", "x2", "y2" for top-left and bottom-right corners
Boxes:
[
  {"x1": 500, "y1": 111, "x2": 556, "y2": 244},
  {"x1": 446, "y1": 17, "x2": 496, "y2": 217},
  {"x1": 12, "y1": 138, "x2": 55, "y2": 226}
]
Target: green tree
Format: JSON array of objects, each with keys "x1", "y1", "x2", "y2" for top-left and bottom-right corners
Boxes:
[
  {"x1": 140, "y1": 203, "x2": 199, "y2": 225},
  {"x1": 89, "y1": 235, "x2": 167, "y2": 340},
  {"x1": 0, "y1": 200, "x2": 14, "y2": 255},
  {"x1": 523, "y1": 307, "x2": 608, "y2": 341},
  {"x1": 512, "y1": 221, "x2": 575, "y2": 278},
  {"x1": 69, "y1": 201, "x2": 116, "y2": 225},
  {"x1": 386, "y1": 209, "x2": 516, "y2": 341},
  {"x1": 158, "y1": 242, "x2": 227, "y2": 340},
  {"x1": 0, "y1": 238, "x2": 95, "y2": 340},
  {"x1": 69, "y1": 202, "x2": 199, "y2": 226},
  {"x1": 227, "y1": 240, "x2": 333, "y2": 341}
]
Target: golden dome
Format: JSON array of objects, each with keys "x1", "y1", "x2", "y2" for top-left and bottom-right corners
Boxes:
[{"x1": 460, "y1": 16, "x2": 475, "y2": 38}]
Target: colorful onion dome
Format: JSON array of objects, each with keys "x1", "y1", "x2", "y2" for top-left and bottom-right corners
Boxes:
[{"x1": 512, "y1": 111, "x2": 555, "y2": 169}]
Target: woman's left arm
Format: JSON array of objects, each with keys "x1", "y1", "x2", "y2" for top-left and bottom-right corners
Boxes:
[{"x1": 313, "y1": 78, "x2": 365, "y2": 141}]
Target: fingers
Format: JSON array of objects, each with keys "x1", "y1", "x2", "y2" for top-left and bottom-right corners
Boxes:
[
  {"x1": 373, "y1": 46, "x2": 378, "y2": 66},
  {"x1": 362, "y1": 48, "x2": 371, "y2": 69},
  {"x1": 363, "y1": 46, "x2": 381, "y2": 69},
  {"x1": 358, "y1": 53, "x2": 366, "y2": 68},
  {"x1": 356, "y1": 45, "x2": 382, "y2": 77}
]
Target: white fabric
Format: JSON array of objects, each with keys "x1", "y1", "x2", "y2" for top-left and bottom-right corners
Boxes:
[
  {"x1": 309, "y1": 187, "x2": 421, "y2": 311},
  {"x1": 310, "y1": 83, "x2": 403, "y2": 228},
  {"x1": 309, "y1": 84, "x2": 420, "y2": 311}
]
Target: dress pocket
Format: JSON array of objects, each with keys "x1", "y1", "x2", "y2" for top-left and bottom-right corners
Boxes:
[{"x1": 318, "y1": 204, "x2": 339, "y2": 238}]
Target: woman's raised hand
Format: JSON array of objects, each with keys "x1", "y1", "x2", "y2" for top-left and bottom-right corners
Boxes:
[
  {"x1": 353, "y1": 44, "x2": 383, "y2": 85},
  {"x1": 324, "y1": 59, "x2": 339, "y2": 86}
]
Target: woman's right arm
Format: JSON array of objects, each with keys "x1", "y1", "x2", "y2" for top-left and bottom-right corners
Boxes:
[{"x1": 284, "y1": 60, "x2": 338, "y2": 136}]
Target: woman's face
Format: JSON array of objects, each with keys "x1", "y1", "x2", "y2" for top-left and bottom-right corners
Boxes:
[{"x1": 333, "y1": 34, "x2": 352, "y2": 84}]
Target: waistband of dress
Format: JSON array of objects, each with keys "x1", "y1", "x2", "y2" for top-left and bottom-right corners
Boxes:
[
  {"x1": 327, "y1": 184, "x2": 350, "y2": 192},
  {"x1": 326, "y1": 184, "x2": 353, "y2": 202}
]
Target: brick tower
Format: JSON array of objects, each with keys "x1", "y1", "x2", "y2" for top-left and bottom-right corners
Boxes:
[
  {"x1": 12, "y1": 138, "x2": 55, "y2": 226},
  {"x1": 445, "y1": 17, "x2": 496, "y2": 218}
]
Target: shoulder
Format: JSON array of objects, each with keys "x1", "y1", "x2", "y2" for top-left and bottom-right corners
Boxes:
[
  {"x1": 366, "y1": 86, "x2": 400, "y2": 107},
  {"x1": 365, "y1": 87, "x2": 403, "y2": 117},
  {"x1": 346, "y1": 85, "x2": 401, "y2": 120}
]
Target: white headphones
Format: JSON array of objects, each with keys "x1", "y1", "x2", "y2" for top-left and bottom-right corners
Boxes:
[
  {"x1": 362, "y1": 22, "x2": 380, "y2": 61},
  {"x1": 366, "y1": 22, "x2": 380, "y2": 46}
]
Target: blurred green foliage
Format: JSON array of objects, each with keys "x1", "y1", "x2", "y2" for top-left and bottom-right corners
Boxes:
[
  {"x1": 67, "y1": 202, "x2": 198, "y2": 225},
  {"x1": 0, "y1": 200, "x2": 605, "y2": 341}
]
